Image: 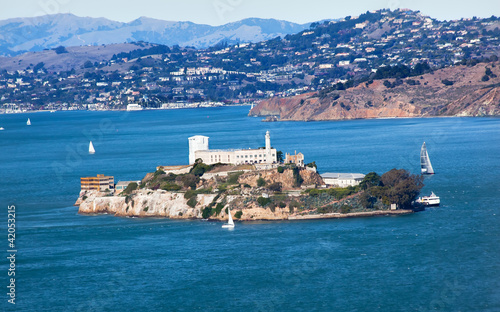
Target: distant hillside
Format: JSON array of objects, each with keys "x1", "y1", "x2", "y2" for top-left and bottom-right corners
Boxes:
[
  {"x1": 250, "y1": 62, "x2": 500, "y2": 120},
  {"x1": 0, "y1": 14, "x2": 310, "y2": 56},
  {"x1": 0, "y1": 42, "x2": 157, "y2": 72},
  {"x1": 0, "y1": 9, "x2": 499, "y2": 112}
]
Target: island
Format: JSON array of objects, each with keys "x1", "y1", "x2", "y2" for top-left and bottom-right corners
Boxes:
[{"x1": 75, "y1": 132, "x2": 425, "y2": 221}]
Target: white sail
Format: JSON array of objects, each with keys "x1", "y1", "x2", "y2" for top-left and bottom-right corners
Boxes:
[
  {"x1": 227, "y1": 207, "x2": 234, "y2": 226},
  {"x1": 26, "y1": 118, "x2": 31, "y2": 126},
  {"x1": 89, "y1": 141, "x2": 95, "y2": 154},
  {"x1": 420, "y1": 142, "x2": 434, "y2": 174},
  {"x1": 222, "y1": 206, "x2": 235, "y2": 228}
]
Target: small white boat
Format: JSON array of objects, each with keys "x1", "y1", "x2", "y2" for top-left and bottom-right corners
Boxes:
[
  {"x1": 416, "y1": 192, "x2": 440, "y2": 206},
  {"x1": 420, "y1": 142, "x2": 434, "y2": 174},
  {"x1": 222, "y1": 207, "x2": 235, "y2": 229},
  {"x1": 89, "y1": 141, "x2": 95, "y2": 154},
  {"x1": 26, "y1": 118, "x2": 31, "y2": 126},
  {"x1": 0, "y1": 127, "x2": 4, "y2": 130}
]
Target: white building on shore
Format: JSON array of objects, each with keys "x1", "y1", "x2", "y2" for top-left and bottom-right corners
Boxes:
[
  {"x1": 321, "y1": 173, "x2": 365, "y2": 187},
  {"x1": 126, "y1": 103, "x2": 143, "y2": 111},
  {"x1": 188, "y1": 131, "x2": 277, "y2": 165}
]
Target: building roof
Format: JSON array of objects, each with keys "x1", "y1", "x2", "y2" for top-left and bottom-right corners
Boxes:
[
  {"x1": 320, "y1": 173, "x2": 365, "y2": 180},
  {"x1": 195, "y1": 148, "x2": 276, "y2": 153},
  {"x1": 116, "y1": 181, "x2": 139, "y2": 187},
  {"x1": 188, "y1": 135, "x2": 209, "y2": 140},
  {"x1": 157, "y1": 165, "x2": 192, "y2": 171}
]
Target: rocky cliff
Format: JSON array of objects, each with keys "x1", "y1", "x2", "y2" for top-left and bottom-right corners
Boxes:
[
  {"x1": 77, "y1": 190, "x2": 214, "y2": 218},
  {"x1": 250, "y1": 63, "x2": 500, "y2": 121}
]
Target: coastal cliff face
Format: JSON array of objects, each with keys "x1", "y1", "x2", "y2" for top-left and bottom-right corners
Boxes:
[
  {"x1": 77, "y1": 190, "x2": 215, "y2": 218},
  {"x1": 76, "y1": 189, "x2": 303, "y2": 220},
  {"x1": 250, "y1": 63, "x2": 500, "y2": 121}
]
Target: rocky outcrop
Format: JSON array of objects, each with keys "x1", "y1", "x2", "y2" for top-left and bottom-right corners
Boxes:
[
  {"x1": 77, "y1": 190, "x2": 216, "y2": 218},
  {"x1": 76, "y1": 189, "x2": 414, "y2": 221},
  {"x1": 250, "y1": 63, "x2": 500, "y2": 121},
  {"x1": 238, "y1": 167, "x2": 322, "y2": 190}
]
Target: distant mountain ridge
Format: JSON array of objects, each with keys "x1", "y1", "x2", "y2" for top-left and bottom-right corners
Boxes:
[{"x1": 0, "y1": 13, "x2": 311, "y2": 56}]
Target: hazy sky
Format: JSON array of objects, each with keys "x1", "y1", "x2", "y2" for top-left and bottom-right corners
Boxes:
[{"x1": 1, "y1": 0, "x2": 499, "y2": 25}]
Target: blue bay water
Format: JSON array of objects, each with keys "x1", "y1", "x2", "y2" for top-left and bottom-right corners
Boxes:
[{"x1": 0, "y1": 107, "x2": 499, "y2": 311}]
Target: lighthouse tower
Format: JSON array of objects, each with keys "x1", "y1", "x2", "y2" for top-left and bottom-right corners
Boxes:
[{"x1": 265, "y1": 131, "x2": 271, "y2": 150}]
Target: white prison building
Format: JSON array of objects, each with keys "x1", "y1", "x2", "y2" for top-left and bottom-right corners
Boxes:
[{"x1": 188, "y1": 131, "x2": 277, "y2": 165}]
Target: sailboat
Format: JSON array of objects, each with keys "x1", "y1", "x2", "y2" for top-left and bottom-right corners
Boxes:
[
  {"x1": 420, "y1": 142, "x2": 434, "y2": 174},
  {"x1": 26, "y1": 118, "x2": 31, "y2": 126},
  {"x1": 222, "y1": 207, "x2": 235, "y2": 229},
  {"x1": 89, "y1": 141, "x2": 95, "y2": 154}
]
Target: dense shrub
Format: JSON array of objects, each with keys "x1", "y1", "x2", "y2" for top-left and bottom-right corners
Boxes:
[
  {"x1": 257, "y1": 177, "x2": 266, "y2": 187},
  {"x1": 54, "y1": 46, "x2": 68, "y2": 54},
  {"x1": 257, "y1": 196, "x2": 271, "y2": 207},
  {"x1": 359, "y1": 192, "x2": 377, "y2": 208},
  {"x1": 184, "y1": 190, "x2": 197, "y2": 199},
  {"x1": 277, "y1": 166, "x2": 284, "y2": 173},
  {"x1": 234, "y1": 211, "x2": 243, "y2": 219},
  {"x1": 268, "y1": 182, "x2": 282, "y2": 192},
  {"x1": 190, "y1": 162, "x2": 211, "y2": 176},
  {"x1": 214, "y1": 203, "x2": 224, "y2": 216},
  {"x1": 154, "y1": 169, "x2": 166, "y2": 177},
  {"x1": 179, "y1": 174, "x2": 199, "y2": 190},
  {"x1": 122, "y1": 182, "x2": 138, "y2": 195},
  {"x1": 359, "y1": 172, "x2": 381, "y2": 190},
  {"x1": 162, "y1": 173, "x2": 177, "y2": 182},
  {"x1": 227, "y1": 171, "x2": 244, "y2": 184},
  {"x1": 187, "y1": 197, "x2": 197, "y2": 208},
  {"x1": 340, "y1": 205, "x2": 352, "y2": 214},
  {"x1": 202, "y1": 207, "x2": 212, "y2": 219},
  {"x1": 161, "y1": 183, "x2": 181, "y2": 191},
  {"x1": 441, "y1": 79, "x2": 454, "y2": 86}
]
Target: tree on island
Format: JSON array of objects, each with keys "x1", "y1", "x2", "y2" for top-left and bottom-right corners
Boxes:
[
  {"x1": 276, "y1": 151, "x2": 284, "y2": 163},
  {"x1": 377, "y1": 169, "x2": 424, "y2": 209}
]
